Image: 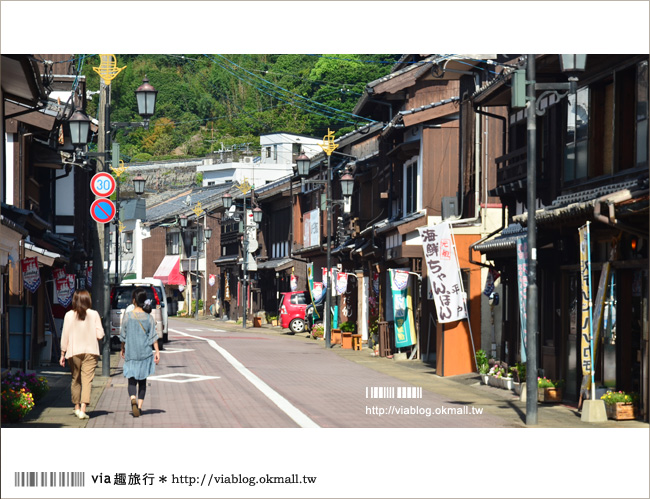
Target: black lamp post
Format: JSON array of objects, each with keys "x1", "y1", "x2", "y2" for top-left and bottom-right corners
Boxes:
[
  {"x1": 68, "y1": 65, "x2": 159, "y2": 378},
  {"x1": 222, "y1": 190, "x2": 262, "y2": 328},
  {"x1": 179, "y1": 214, "x2": 212, "y2": 320},
  {"x1": 295, "y1": 149, "x2": 355, "y2": 348},
  {"x1": 523, "y1": 54, "x2": 586, "y2": 425}
]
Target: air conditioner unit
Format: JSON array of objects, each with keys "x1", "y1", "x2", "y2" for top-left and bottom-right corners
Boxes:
[
  {"x1": 243, "y1": 157, "x2": 252, "y2": 164},
  {"x1": 441, "y1": 196, "x2": 458, "y2": 220}
]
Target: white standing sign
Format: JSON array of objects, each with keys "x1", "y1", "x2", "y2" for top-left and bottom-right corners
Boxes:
[{"x1": 418, "y1": 222, "x2": 467, "y2": 323}]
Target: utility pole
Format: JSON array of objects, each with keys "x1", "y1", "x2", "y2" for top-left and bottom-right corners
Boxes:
[
  {"x1": 525, "y1": 54, "x2": 538, "y2": 425},
  {"x1": 94, "y1": 81, "x2": 112, "y2": 377}
]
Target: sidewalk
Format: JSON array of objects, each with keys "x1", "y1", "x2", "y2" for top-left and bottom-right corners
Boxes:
[
  {"x1": 1, "y1": 348, "x2": 121, "y2": 428},
  {"x1": 4, "y1": 316, "x2": 648, "y2": 429}
]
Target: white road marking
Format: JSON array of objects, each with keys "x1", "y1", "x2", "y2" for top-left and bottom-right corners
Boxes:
[
  {"x1": 159, "y1": 347, "x2": 194, "y2": 354},
  {"x1": 170, "y1": 328, "x2": 320, "y2": 428},
  {"x1": 148, "y1": 373, "x2": 220, "y2": 383}
]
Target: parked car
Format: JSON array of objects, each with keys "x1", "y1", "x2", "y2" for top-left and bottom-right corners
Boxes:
[
  {"x1": 120, "y1": 278, "x2": 168, "y2": 342},
  {"x1": 110, "y1": 283, "x2": 166, "y2": 350},
  {"x1": 305, "y1": 300, "x2": 325, "y2": 332},
  {"x1": 279, "y1": 291, "x2": 312, "y2": 334}
]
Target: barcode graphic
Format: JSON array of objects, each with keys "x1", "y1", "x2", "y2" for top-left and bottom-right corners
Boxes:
[
  {"x1": 366, "y1": 386, "x2": 423, "y2": 398},
  {"x1": 14, "y1": 472, "x2": 85, "y2": 487}
]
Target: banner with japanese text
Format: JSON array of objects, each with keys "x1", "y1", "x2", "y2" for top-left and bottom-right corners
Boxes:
[
  {"x1": 209, "y1": 274, "x2": 216, "y2": 287},
  {"x1": 21, "y1": 257, "x2": 41, "y2": 293},
  {"x1": 418, "y1": 223, "x2": 466, "y2": 323},
  {"x1": 290, "y1": 273, "x2": 298, "y2": 291},
  {"x1": 389, "y1": 269, "x2": 416, "y2": 348},
  {"x1": 579, "y1": 224, "x2": 592, "y2": 375},
  {"x1": 516, "y1": 237, "x2": 528, "y2": 363}
]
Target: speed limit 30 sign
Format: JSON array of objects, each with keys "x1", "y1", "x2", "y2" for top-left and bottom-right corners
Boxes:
[{"x1": 90, "y1": 172, "x2": 116, "y2": 197}]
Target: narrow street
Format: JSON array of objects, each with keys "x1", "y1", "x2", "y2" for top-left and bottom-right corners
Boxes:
[{"x1": 88, "y1": 318, "x2": 509, "y2": 428}]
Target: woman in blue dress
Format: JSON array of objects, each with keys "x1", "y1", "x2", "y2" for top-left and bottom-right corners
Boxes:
[{"x1": 120, "y1": 287, "x2": 160, "y2": 417}]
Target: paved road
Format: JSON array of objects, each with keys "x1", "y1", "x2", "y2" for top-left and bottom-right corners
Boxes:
[{"x1": 87, "y1": 318, "x2": 510, "y2": 428}]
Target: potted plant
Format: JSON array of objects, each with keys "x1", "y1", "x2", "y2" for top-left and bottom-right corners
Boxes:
[
  {"x1": 311, "y1": 323, "x2": 324, "y2": 339},
  {"x1": 368, "y1": 317, "x2": 379, "y2": 348},
  {"x1": 476, "y1": 350, "x2": 489, "y2": 384},
  {"x1": 339, "y1": 322, "x2": 356, "y2": 348},
  {"x1": 266, "y1": 314, "x2": 279, "y2": 327},
  {"x1": 1, "y1": 387, "x2": 35, "y2": 423},
  {"x1": 600, "y1": 390, "x2": 638, "y2": 420},
  {"x1": 537, "y1": 377, "x2": 564, "y2": 403},
  {"x1": 510, "y1": 362, "x2": 526, "y2": 395}
]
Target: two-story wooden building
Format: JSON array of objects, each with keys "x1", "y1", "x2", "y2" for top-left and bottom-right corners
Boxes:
[{"x1": 473, "y1": 54, "x2": 649, "y2": 419}]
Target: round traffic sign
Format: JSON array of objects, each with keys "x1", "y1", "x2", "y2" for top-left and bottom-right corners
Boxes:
[
  {"x1": 90, "y1": 172, "x2": 116, "y2": 197},
  {"x1": 90, "y1": 198, "x2": 116, "y2": 224}
]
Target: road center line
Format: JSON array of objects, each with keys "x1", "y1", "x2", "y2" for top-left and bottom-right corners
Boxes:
[{"x1": 169, "y1": 328, "x2": 320, "y2": 428}]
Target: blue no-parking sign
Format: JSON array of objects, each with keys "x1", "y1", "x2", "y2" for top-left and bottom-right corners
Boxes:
[{"x1": 90, "y1": 198, "x2": 116, "y2": 224}]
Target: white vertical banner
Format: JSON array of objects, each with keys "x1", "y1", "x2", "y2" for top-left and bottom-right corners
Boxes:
[{"x1": 418, "y1": 222, "x2": 467, "y2": 323}]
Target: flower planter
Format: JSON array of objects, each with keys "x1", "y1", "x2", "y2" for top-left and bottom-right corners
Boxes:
[
  {"x1": 487, "y1": 375, "x2": 500, "y2": 388},
  {"x1": 501, "y1": 377, "x2": 514, "y2": 390},
  {"x1": 538, "y1": 387, "x2": 563, "y2": 403},
  {"x1": 480, "y1": 374, "x2": 490, "y2": 385},
  {"x1": 605, "y1": 402, "x2": 636, "y2": 421},
  {"x1": 331, "y1": 329, "x2": 342, "y2": 345},
  {"x1": 513, "y1": 382, "x2": 524, "y2": 395}
]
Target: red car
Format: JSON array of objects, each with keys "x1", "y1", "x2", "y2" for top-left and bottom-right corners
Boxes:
[{"x1": 279, "y1": 291, "x2": 311, "y2": 334}]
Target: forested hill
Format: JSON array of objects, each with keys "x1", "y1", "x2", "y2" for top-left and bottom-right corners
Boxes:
[{"x1": 79, "y1": 54, "x2": 400, "y2": 162}]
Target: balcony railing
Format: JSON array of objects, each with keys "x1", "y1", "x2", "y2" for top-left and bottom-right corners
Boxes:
[{"x1": 495, "y1": 146, "x2": 527, "y2": 184}]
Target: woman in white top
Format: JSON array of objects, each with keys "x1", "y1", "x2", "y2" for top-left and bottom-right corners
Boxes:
[{"x1": 59, "y1": 289, "x2": 105, "y2": 419}]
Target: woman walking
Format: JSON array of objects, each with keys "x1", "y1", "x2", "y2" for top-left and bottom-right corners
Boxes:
[
  {"x1": 120, "y1": 287, "x2": 160, "y2": 417},
  {"x1": 59, "y1": 289, "x2": 105, "y2": 420}
]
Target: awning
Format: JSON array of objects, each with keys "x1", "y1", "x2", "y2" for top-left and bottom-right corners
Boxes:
[
  {"x1": 24, "y1": 241, "x2": 65, "y2": 267},
  {"x1": 214, "y1": 255, "x2": 238, "y2": 266},
  {"x1": 255, "y1": 257, "x2": 294, "y2": 271},
  {"x1": 153, "y1": 255, "x2": 186, "y2": 285}
]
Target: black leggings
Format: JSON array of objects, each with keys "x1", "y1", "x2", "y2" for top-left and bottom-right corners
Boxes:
[{"x1": 128, "y1": 378, "x2": 147, "y2": 400}]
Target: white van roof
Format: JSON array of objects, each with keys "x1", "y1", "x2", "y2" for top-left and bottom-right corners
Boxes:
[{"x1": 120, "y1": 278, "x2": 165, "y2": 287}]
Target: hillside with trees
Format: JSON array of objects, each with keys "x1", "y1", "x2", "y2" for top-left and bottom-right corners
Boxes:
[{"x1": 79, "y1": 54, "x2": 399, "y2": 162}]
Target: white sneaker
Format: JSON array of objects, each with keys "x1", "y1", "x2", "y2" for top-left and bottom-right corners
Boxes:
[
  {"x1": 74, "y1": 409, "x2": 80, "y2": 417},
  {"x1": 77, "y1": 411, "x2": 89, "y2": 420}
]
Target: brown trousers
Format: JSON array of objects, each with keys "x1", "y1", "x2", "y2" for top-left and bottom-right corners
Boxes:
[{"x1": 69, "y1": 354, "x2": 98, "y2": 405}]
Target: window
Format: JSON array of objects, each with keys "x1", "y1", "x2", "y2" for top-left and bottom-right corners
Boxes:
[
  {"x1": 564, "y1": 87, "x2": 589, "y2": 182},
  {"x1": 166, "y1": 231, "x2": 180, "y2": 255},
  {"x1": 266, "y1": 147, "x2": 271, "y2": 158},
  {"x1": 564, "y1": 61, "x2": 649, "y2": 183},
  {"x1": 403, "y1": 156, "x2": 419, "y2": 215},
  {"x1": 637, "y1": 61, "x2": 648, "y2": 168},
  {"x1": 273, "y1": 144, "x2": 278, "y2": 161}
]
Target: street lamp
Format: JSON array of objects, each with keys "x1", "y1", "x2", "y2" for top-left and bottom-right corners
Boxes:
[
  {"x1": 67, "y1": 109, "x2": 91, "y2": 151},
  {"x1": 294, "y1": 136, "x2": 356, "y2": 348},
  {"x1": 521, "y1": 54, "x2": 587, "y2": 425},
  {"x1": 135, "y1": 76, "x2": 158, "y2": 123},
  {"x1": 133, "y1": 175, "x2": 146, "y2": 196},
  {"x1": 68, "y1": 59, "x2": 159, "y2": 378},
  {"x1": 221, "y1": 189, "x2": 262, "y2": 328},
  {"x1": 179, "y1": 214, "x2": 212, "y2": 320}
]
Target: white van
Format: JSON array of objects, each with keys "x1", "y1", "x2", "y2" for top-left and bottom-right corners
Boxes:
[{"x1": 120, "y1": 278, "x2": 169, "y2": 343}]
